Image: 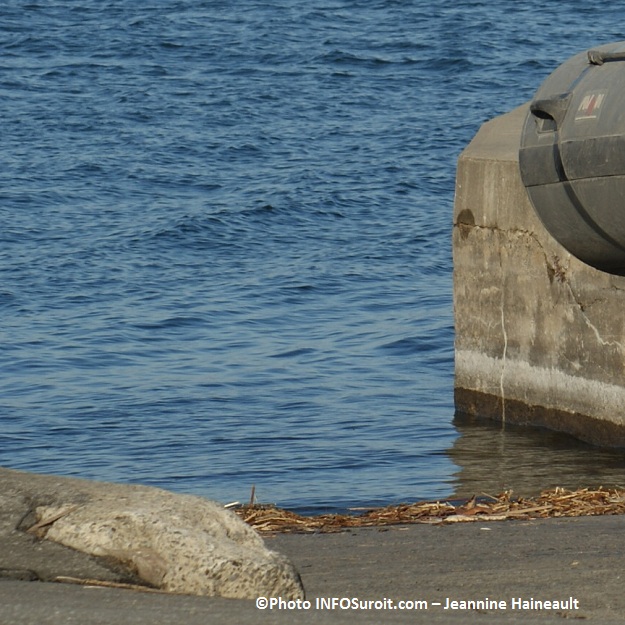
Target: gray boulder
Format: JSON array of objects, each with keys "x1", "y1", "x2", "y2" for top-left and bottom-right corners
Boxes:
[{"x1": 32, "y1": 487, "x2": 304, "y2": 600}]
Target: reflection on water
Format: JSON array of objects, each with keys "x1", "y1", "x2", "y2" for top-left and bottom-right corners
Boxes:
[{"x1": 449, "y1": 413, "x2": 625, "y2": 500}]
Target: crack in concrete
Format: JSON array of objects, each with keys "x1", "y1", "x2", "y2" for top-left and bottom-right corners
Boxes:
[
  {"x1": 459, "y1": 221, "x2": 625, "y2": 354},
  {"x1": 500, "y1": 297, "x2": 507, "y2": 424},
  {"x1": 534, "y1": 238, "x2": 625, "y2": 355},
  {"x1": 545, "y1": 253, "x2": 625, "y2": 354},
  {"x1": 498, "y1": 233, "x2": 508, "y2": 424},
  {"x1": 570, "y1": 295, "x2": 625, "y2": 353}
]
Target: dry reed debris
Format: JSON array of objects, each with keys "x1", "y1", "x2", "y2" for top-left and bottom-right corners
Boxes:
[{"x1": 233, "y1": 487, "x2": 625, "y2": 534}]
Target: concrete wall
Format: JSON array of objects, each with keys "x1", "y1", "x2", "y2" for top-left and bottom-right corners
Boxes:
[{"x1": 453, "y1": 104, "x2": 625, "y2": 446}]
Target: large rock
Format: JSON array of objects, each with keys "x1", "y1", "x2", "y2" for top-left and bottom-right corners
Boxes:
[{"x1": 31, "y1": 487, "x2": 304, "y2": 600}]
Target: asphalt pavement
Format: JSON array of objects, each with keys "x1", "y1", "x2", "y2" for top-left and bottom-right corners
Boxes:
[{"x1": 1, "y1": 515, "x2": 625, "y2": 623}]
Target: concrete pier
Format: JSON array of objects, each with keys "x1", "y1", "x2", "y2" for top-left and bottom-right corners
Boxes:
[{"x1": 453, "y1": 104, "x2": 625, "y2": 446}]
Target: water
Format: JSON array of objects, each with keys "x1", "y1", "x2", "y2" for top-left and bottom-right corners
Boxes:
[{"x1": 2, "y1": 0, "x2": 625, "y2": 514}]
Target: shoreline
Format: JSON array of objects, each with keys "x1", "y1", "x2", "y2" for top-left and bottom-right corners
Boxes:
[
  {"x1": 235, "y1": 486, "x2": 625, "y2": 533},
  {"x1": 0, "y1": 468, "x2": 624, "y2": 622}
]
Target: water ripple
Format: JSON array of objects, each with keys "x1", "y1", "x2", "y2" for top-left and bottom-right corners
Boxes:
[{"x1": 1, "y1": 0, "x2": 623, "y2": 512}]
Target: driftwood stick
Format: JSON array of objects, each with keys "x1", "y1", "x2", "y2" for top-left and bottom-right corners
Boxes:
[{"x1": 27, "y1": 505, "x2": 81, "y2": 535}]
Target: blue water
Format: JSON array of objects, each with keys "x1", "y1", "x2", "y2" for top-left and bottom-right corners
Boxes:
[{"x1": 3, "y1": 1, "x2": 625, "y2": 513}]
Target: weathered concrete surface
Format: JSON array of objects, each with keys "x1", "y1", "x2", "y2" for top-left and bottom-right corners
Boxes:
[
  {"x1": 0, "y1": 467, "x2": 303, "y2": 600},
  {"x1": 453, "y1": 103, "x2": 625, "y2": 445}
]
